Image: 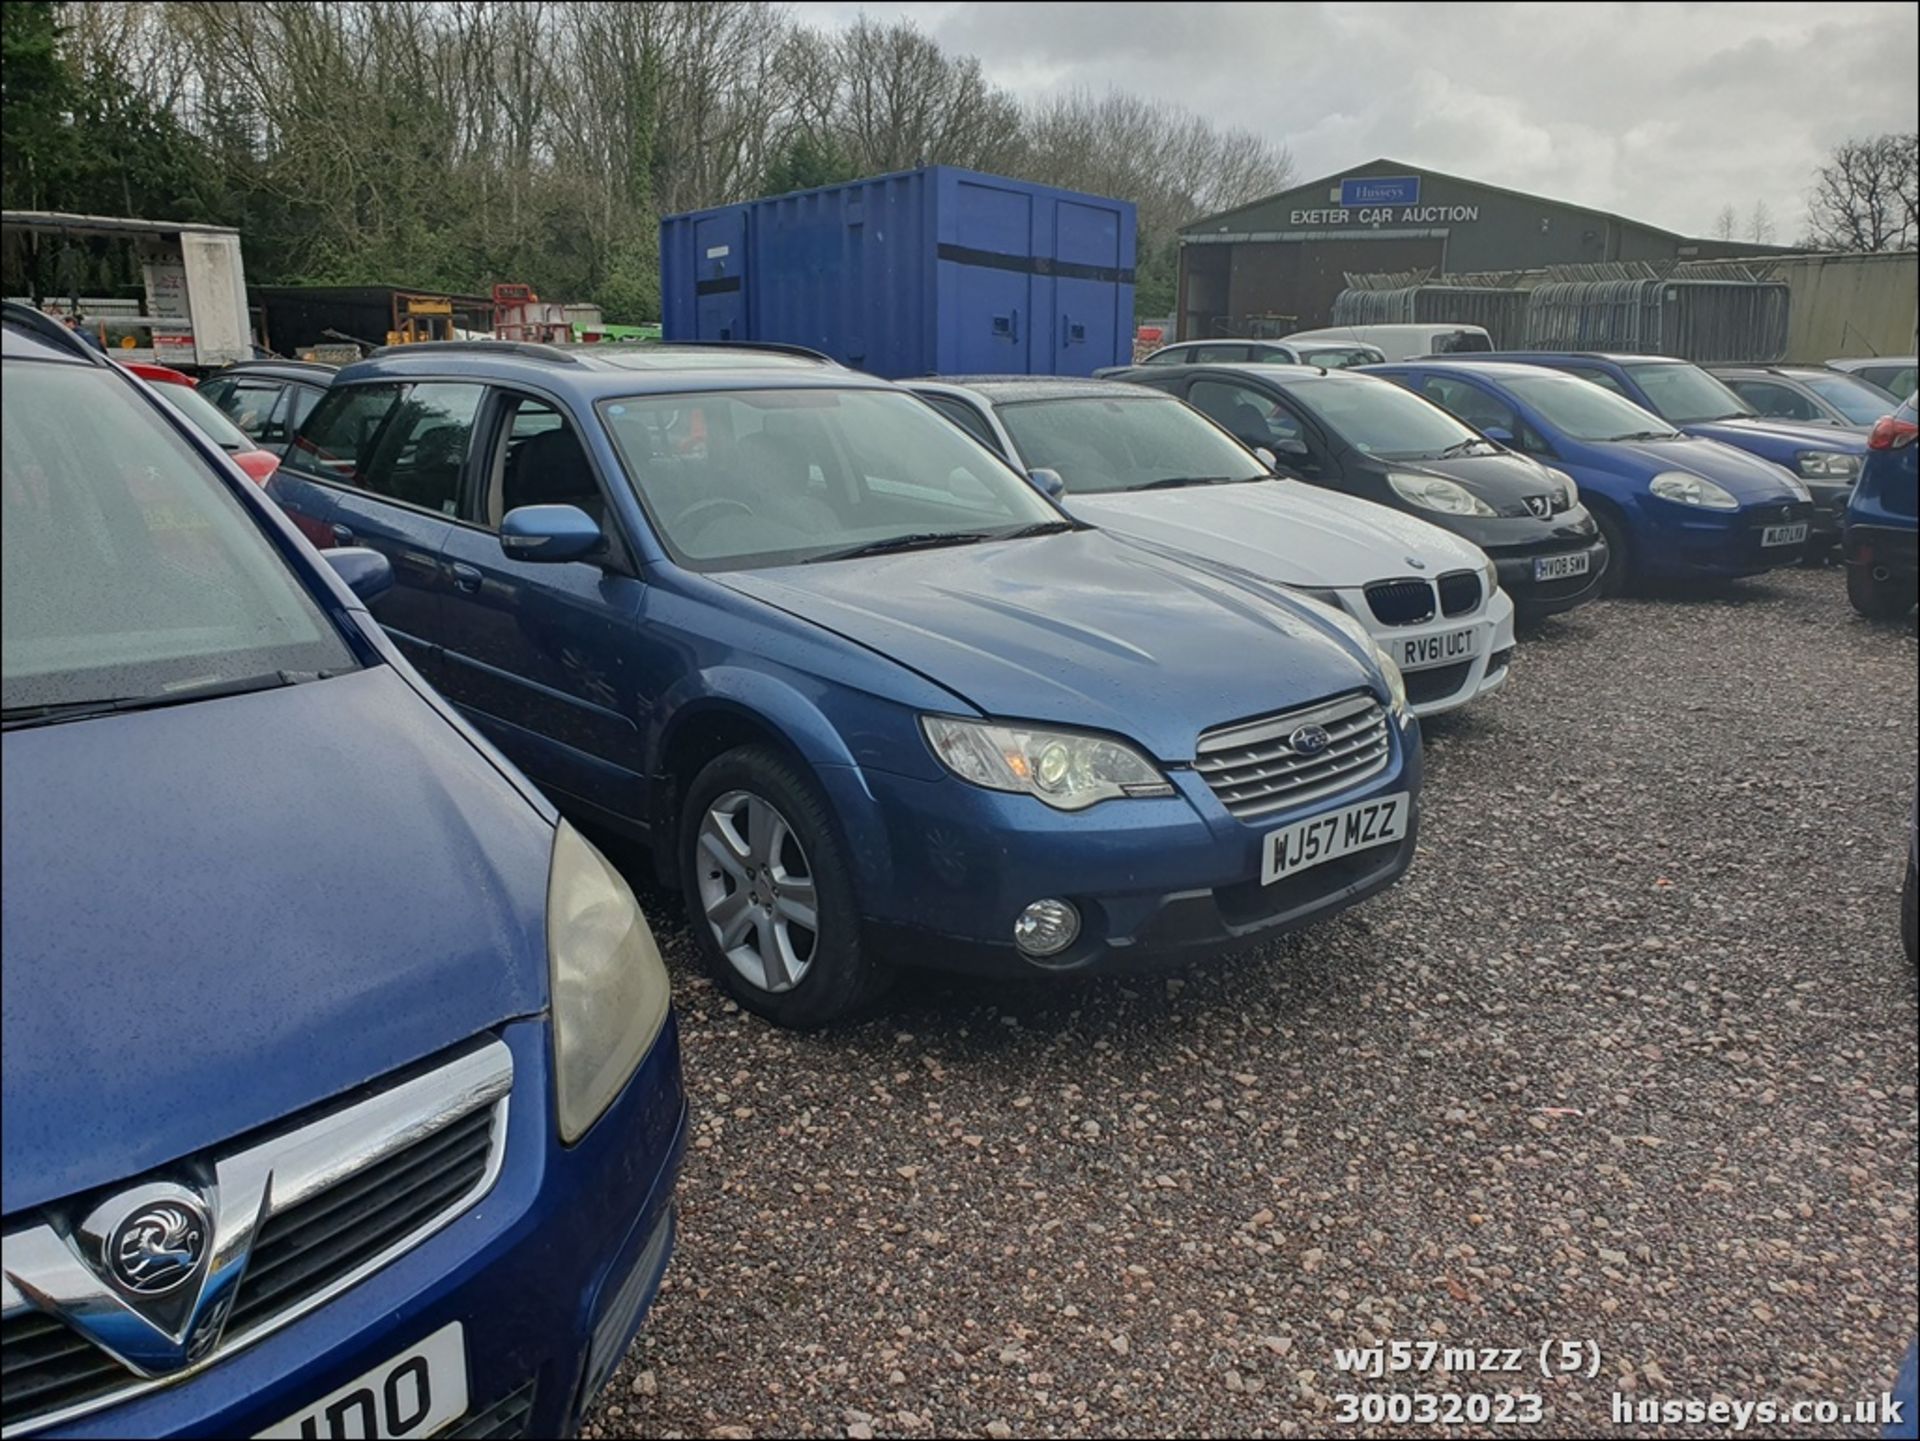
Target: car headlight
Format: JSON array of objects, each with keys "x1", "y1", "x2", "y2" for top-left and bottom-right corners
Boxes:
[
  {"x1": 921, "y1": 716, "x2": 1175, "y2": 809},
  {"x1": 1481, "y1": 555, "x2": 1499, "y2": 598},
  {"x1": 1795, "y1": 450, "x2": 1858, "y2": 482},
  {"x1": 1545, "y1": 466, "x2": 1580, "y2": 508},
  {"x1": 548, "y1": 820, "x2": 671, "y2": 1143},
  {"x1": 1387, "y1": 470, "x2": 1497, "y2": 517},
  {"x1": 1649, "y1": 471, "x2": 1739, "y2": 510},
  {"x1": 1296, "y1": 595, "x2": 1409, "y2": 718}
]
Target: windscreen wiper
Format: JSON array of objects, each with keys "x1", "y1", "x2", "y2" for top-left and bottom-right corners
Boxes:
[
  {"x1": 1436, "y1": 438, "x2": 1493, "y2": 458},
  {"x1": 806, "y1": 531, "x2": 999, "y2": 563},
  {"x1": 999, "y1": 520, "x2": 1080, "y2": 538},
  {"x1": 1609, "y1": 430, "x2": 1678, "y2": 441},
  {"x1": 1138, "y1": 475, "x2": 1238, "y2": 490},
  {"x1": 1, "y1": 669, "x2": 325, "y2": 731}
]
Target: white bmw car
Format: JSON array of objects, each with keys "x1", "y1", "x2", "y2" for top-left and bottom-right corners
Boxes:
[{"x1": 912, "y1": 377, "x2": 1517, "y2": 718}]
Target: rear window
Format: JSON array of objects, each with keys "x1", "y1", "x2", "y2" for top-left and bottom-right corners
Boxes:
[
  {"x1": 1429, "y1": 330, "x2": 1491, "y2": 355},
  {"x1": 148, "y1": 379, "x2": 256, "y2": 452}
]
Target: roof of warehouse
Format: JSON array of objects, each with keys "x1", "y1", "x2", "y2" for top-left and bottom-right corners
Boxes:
[{"x1": 1179, "y1": 158, "x2": 1802, "y2": 252}]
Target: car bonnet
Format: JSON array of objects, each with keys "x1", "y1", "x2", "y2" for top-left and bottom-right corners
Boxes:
[{"x1": 1, "y1": 666, "x2": 552, "y2": 1212}]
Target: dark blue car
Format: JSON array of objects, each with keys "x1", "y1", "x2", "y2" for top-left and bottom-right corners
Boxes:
[
  {"x1": 1480, "y1": 352, "x2": 1866, "y2": 551},
  {"x1": 1, "y1": 306, "x2": 684, "y2": 1438},
  {"x1": 268, "y1": 340, "x2": 1422, "y2": 1028},
  {"x1": 1844, "y1": 394, "x2": 1918, "y2": 619},
  {"x1": 1370, "y1": 359, "x2": 1814, "y2": 594}
]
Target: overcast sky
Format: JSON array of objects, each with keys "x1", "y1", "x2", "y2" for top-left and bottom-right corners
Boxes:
[{"x1": 790, "y1": 1, "x2": 1919, "y2": 240}]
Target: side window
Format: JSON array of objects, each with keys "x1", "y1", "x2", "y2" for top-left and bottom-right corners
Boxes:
[
  {"x1": 209, "y1": 379, "x2": 284, "y2": 440},
  {"x1": 1187, "y1": 378, "x2": 1302, "y2": 449},
  {"x1": 1144, "y1": 346, "x2": 1191, "y2": 366},
  {"x1": 921, "y1": 395, "x2": 1004, "y2": 455},
  {"x1": 1729, "y1": 381, "x2": 1816, "y2": 422},
  {"x1": 287, "y1": 385, "x2": 325, "y2": 435},
  {"x1": 288, "y1": 382, "x2": 482, "y2": 516},
  {"x1": 478, "y1": 394, "x2": 605, "y2": 530},
  {"x1": 1196, "y1": 344, "x2": 1253, "y2": 363}
]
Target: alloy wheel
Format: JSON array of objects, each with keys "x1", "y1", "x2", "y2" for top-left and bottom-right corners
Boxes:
[{"x1": 695, "y1": 790, "x2": 820, "y2": 993}]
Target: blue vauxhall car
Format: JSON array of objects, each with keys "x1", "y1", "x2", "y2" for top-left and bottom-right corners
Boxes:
[
  {"x1": 1481, "y1": 352, "x2": 1867, "y2": 552},
  {"x1": 1370, "y1": 359, "x2": 1815, "y2": 594},
  {"x1": 1, "y1": 305, "x2": 684, "y2": 1438},
  {"x1": 1843, "y1": 394, "x2": 1918, "y2": 619},
  {"x1": 267, "y1": 340, "x2": 1423, "y2": 1029}
]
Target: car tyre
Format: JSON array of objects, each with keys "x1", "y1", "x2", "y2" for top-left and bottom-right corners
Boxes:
[
  {"x1": 1847, "y1": 564, "x2": 1909, "y2": 621},
  {"x1": 1591, "y1": 507, "x2": 1632, "y2": 597},
  {"x1": 679, "y1": 745, "x2": 890, "y2": 1028}
]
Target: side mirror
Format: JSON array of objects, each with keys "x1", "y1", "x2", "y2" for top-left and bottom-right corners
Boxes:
[
  {"x1": 500, "y1": 503, "x2": 603, "y2": 564},
  {"x1": 324, "y1": 546, "x2": 393, "y2": 603},
  {"x1": 1483, "y1": 425, "x2": 1516, "y2": 446},
  {"x1": 1028, "y1": 467, "x2": 1067, "y2": 500}
]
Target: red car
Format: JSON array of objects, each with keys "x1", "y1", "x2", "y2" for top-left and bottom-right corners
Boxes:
[{"x1": 123, "y1": 362, "x2": 281, "y2": 484}]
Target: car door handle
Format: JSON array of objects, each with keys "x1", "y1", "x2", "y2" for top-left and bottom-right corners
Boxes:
[
  {"x1": 330, "y1": 523, "x2": 355, "y2": 546},
  {"x1": 450, "y1": 562, "x2": 483, "y2": 593}
]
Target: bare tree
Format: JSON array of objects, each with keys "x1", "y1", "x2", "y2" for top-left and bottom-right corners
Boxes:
[
  {"x1": 1712, "y1": 203, "x2": 1737, "y2": 240},
  {"x1": 1803, "y1": 133, "x2": 1918, "y2": 251},
  {"x1": 1746, "y1": 199, "x2": 1775, "y2": 244}
]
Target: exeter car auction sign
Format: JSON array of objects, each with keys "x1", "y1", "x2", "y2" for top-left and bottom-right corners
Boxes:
[{"x1": 1288, "y1": 174, "x2": 1481, "y2": 228}]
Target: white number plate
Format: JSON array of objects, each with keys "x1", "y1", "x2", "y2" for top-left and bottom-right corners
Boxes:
[
  {"x1": 256, "y1": 1322, "x2": 467, "y2": 1439},
  {"x1": 1761, "y1": 522, "x2": 1809, "y2": 547},
  {"x1": 1533, "y1": 551, "x2": 1592, "y2": 581},
  {"x1": 1262, "y1": 792, "x2": 1410, "y2": 885},
  {"x1": 1398, "y1": 625, "x2": 1478, "y2": 671}
]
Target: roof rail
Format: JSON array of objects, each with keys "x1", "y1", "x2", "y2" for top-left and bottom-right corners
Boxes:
[
  {"x1": 1, "y1": 300, "x2": 108, "y2": 364},
  {"x1": 652, "y1": 339, "x2": 837, "y2": 363},
  {"x1": 366, "y1": 338, "x2": 581, "y2": 363}
]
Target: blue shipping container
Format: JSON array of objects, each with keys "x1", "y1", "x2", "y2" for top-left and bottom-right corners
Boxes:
[{"x1": 660, "y1": 165, "x2": 1137, "y2": 379}]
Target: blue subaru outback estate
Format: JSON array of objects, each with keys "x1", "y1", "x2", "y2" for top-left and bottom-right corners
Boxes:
[
  {"x1": 1, "y1": 305, "x2": 684, "y2": 1438},
  {"x1": 267, "y1": 340, "x2": 1424, "y2": 1028}
]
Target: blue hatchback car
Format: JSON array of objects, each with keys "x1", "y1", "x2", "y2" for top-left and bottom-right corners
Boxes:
[
  {"x1": 1, "y1": 306, "x2": 685, "y2": 1438},
  {"x1": 267, "y1": 341, "x2": 1423, "y2": 1028},
  {"x1": 1370, "y1": 360, "x2": 1815, "y2": 593},
  {"x1": 1480, "y1": 352, "x2": 1867, "y2": 550},
  {"x1": 1843, "y1": 394, "x2": 1918, "y2": 619}
]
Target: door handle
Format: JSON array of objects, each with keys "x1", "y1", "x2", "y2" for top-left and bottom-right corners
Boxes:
[
  {"x1": 450, "y1": 562, "x2": 483, "y2": 593},
  {"x1": 330, "y1": 523, "x2": 355, "y2": 546}
]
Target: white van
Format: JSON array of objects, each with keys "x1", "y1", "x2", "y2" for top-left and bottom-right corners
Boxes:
[{"x1": 1281, "y1": 323, "x2": 1493, "y2": 362}]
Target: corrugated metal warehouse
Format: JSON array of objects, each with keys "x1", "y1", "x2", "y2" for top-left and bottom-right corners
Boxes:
[{"x1": 1177, "y1": 157, "x2": 1795, "y2": 339}]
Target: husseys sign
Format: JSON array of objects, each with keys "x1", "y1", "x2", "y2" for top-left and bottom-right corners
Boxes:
[{"x1": 1290, "y1": 175, "x2": 1479, "y2": 227}]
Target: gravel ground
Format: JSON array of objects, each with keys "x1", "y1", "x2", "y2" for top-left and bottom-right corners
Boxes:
[{"x1": 586, "y1": 566, "x2": 1918, "y2": 1440}]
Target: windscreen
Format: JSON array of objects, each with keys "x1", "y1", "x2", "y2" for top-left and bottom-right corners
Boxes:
[
  {"x1": 1300, "y1": 377, "x2": 1487, "y2": 457},
  {"x1": 1506, "y1": 372, "x2": 1679, "y2": 440},
  {"x1": 149, "y1": 378, "x2": 256, "y2": 451},
  {"x1": 598, "y1": 387, "x2": 1062, "y2": 569},
  {"x1": 3, "y1": 361, "x2": 352, "y2": 713},
  {"x1": 1624, "y1": 362, "x2": 1753, "y2": 425},
  {"x1": 1802, "y1": 373, "x2": 1900, "y2": 425},
  {"x1": 995, "y1": 394, "x2": 1268, "y2": 493}
]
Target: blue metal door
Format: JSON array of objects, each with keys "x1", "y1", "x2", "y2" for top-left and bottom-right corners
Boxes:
[
  {"x1": 1052, "y1": 200, "x2": 1125, "y2": 375},
  {"x1": 693, "y1": 211, "x2": 747, "y2": 341}
]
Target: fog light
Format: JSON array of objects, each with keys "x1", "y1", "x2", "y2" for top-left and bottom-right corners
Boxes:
[{"x1": 1013, "y1": 898, "x2": 1080, "y2": 957}]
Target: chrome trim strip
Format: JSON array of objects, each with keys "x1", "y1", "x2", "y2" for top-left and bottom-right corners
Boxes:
[
  {"x1": 1195, "y1": 712, "x2": 1385, "y2": 774},
  {"x1": 1195, "y1": 691, "x2": 1377, "y2": 757},
  {"x1": 1, "y1": 1039, "x2": 511, "y2": 1439},
  {"x1": 1225, "y1": 749, "x2": 1394, "y2": 821}
]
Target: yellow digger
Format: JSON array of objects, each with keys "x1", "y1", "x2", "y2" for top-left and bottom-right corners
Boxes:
[{"x1": 385, "y1": 291, "x2": 455, "y2": 346}]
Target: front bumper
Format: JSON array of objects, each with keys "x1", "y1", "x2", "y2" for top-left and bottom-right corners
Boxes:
[
  {"x1": 1329, "y1": 584, "x2": 1516, "y2": 717},
  {"x1": 1804, "y1": 481, "x2": 1852, "y2": 542},
  {"x1": 1445, "y1": 508, "x2": 1607, "y2": 617},
  {"x1": 1634, "y1": 497, "x2": 1815, "y2": 579},
  {"x1": 841, "y1": 713, "x2": 1423, "y2": 978},
  {"x1": 32, "y1": 1020, "x2": 687, "y2": 1441}
]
